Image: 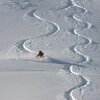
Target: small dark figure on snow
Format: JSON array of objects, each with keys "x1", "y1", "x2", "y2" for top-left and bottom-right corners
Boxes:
[{"x1": 36, "y1": 51, "x2": 44, "y2": 58}]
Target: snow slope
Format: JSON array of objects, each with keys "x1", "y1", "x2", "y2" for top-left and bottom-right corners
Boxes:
[{"x1": 0, "y1": 0, "x2": 100, "y2": 100}]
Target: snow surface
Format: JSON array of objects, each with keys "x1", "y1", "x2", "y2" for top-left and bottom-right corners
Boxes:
[{"x1": 0, "y1": 0, "x2": 100, "y2": 100}]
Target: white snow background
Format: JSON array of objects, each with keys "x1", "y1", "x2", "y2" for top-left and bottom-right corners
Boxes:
[{"x1": 0, "y1": 0, "x2": 100, "y2": 100}]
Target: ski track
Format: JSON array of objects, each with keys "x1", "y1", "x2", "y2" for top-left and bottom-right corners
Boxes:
[
  {"x1": 18, "y1": 8, "x2": 60, "y2": 54},
  {"x1": 14, "y1": 8, "x2": 60, "y2": 54},
  {"x1": 57, "y1": 0, "x2": 93, "y2": 100},
  {"x1": 24, "y1": 8, "x2": 60, "y2": 37},
  {"x1": 10, "y1": 0, "x2": 93, "y2": 100}
]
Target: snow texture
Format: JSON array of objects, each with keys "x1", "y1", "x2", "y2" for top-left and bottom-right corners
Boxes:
[{"x1": 0, "y1": 0, "x2": 100, "y2": 100}]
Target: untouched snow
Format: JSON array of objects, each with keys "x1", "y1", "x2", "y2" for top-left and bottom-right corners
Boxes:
[{"x1": 0, "y1": 0, "x2": 100, "y2": 100}]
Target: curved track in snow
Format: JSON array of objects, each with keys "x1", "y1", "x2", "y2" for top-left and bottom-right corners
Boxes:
[
  {"x1": 57, "y1": 0, "x2": 92, "y2": 100},
  {"x1": 58, "y1": 65, "x2": 90, "y2": 100},
  {"x1": 15, "y1": 9, "x2": 60, "y2": 54},
  {"x1": 10, "y1": 0, "x2": 93, "y2": 100},
  {"x1": 24, "y1": 9, "x2": 60, "y2": 37},
  {"x1": 14, "y1": 8, "x2": 60, "y2": 54}
]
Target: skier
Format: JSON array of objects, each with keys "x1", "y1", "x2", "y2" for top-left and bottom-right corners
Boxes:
[{"x1": 36, "y1": 51, "x2": 44, "y2": 58}]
